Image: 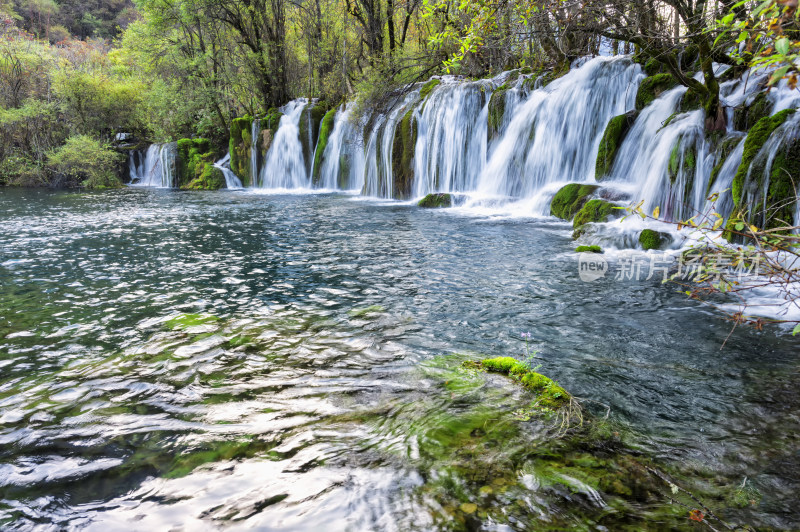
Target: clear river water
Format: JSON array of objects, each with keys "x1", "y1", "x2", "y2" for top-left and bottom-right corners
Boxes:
[{"x1": 0, "y1": 188, "x2": 798, "y2": 530}]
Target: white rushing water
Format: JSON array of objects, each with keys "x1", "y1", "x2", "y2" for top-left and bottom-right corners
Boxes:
[
  {"x1": 257, "y1": 99, "x2": 308, "y2": 189},
  {"x1": 214, "y1": 153, "x2": 243, "y2": 189},
  {"x1": 317, "y1": 104, "x2": 365, "y2": 191},
  {"x1": 129, "y1": 143, "x2": 177, "y2": 188}
]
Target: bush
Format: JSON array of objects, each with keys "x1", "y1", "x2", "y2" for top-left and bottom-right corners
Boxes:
[{"x1": 46, "y1": 135, "x2": 123, "y2": 188}]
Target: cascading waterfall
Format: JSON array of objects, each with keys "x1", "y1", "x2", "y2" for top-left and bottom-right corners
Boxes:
[
  {"x1": 317, "y1": 104, "x2": 365, "y2": 190},
  {"x1": 412, "y1": 78, "x2": 492, "y2": 196},
  {"x1": 257, "y1": 99, "x2": 308, "y2": 189},
  {"x1": 214, "y1": 153, "x2": 243, "y2": 189},
  {"x1": 129, "y1": 143, "x2": 177, "y2": 188}
]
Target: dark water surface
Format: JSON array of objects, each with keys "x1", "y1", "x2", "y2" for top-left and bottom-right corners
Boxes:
[{"x1": 0, "y1": 188, "x2": 798, "y2": 530}]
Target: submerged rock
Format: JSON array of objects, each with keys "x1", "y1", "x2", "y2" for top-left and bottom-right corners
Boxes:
[
  {"x1": 472, "y1": 356, "x2": 571, "y2": 410},
  {"x1": 418, "y1": 193, "x2": 452, "y2": 208},
  {"x1": 576, "y1": 245, "x2": 603, "y2": 253}
]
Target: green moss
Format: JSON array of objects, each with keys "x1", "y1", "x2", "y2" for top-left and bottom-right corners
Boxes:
[
  {"x1": 299, "y1": 102, "x2": 329, "y2": 176},
  {"x1": 679, "y1": 87, "x2": 703, "y2": 112},
  {"x1": 229, "y1": 115, "x2": 254, "y2": 186},
  {"x1": 311, "y1": 108, "x2": 337, "y2": 185},
  {"x1": 487, "y1": 87, "x2": 508, "y2": 142},
  {"x1": 391, "y1": 107, "x2": 417, "y2": 199},
  {"x1": 573, "y1": 199, "x2": 616, "y2": 229},
  {"x1": 418, "y1": 193, "x2": 452, "y2": 208},
  {"x1": 635, "y1": 74, "x2": 676, "y2": 111},
  {"x1": 175, "y1": 138, "x2": 215, "y2": 188},
  {"x1": 476, "y1": 357, "x2": 571, "y2": 409},
  {"x1": 165, "y1": 313, "x2": 219, "y2": 330},
  {"x1": 642, "y1": 58, "x2": 664, "y2": 76},
  {"x1": 550, "y1": 183, "x2": 599, "y2": 220},
  {"x1": 595, "y1": 112, "x2": 637, "y2": 180},
  {"x1": 182, "y1": 164, "x2": 225, "y2": 190},
  {"x1": 707, "y1": 137, "x2": 742, "y2": 194},
  {"x1": 575, "y1": 245, "x2": 602, "y2": 253},
  {"x1": 419, "y1": 78, "x2": 441, "y2": 100},
  {"x1": 639, "y1": 229, "x2": 669, "y2": 250},
  {"x1": 732, "y1": 109, "x2": 795, "y2": 207},
  {"x1": 733, "y1": 92, "x2": 771, "y2": 132}
]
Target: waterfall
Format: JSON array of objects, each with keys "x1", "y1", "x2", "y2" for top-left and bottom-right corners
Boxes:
[
  {"x1": 214, "y1": 153, "x2": 243, "y2": 189},
  {"x1": 317, "y1": 104, "x2": 365, "y2": 190},
  {"x1": 129, "y1": 143, "x2": 177, "y2": 188},
  {"x1": 705, "y1": 138, "x2": 745, "y2": 221},
  {"x1": 257, "y1": 99, "x2": 308, "y2": 189},
  {"x1": 251, "y1": 118, "x2": 261, "y2": 183}
]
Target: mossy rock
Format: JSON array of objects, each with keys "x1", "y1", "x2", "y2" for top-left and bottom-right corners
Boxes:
[
  {"x1": 732, "y1": 109, "x2": 795, "y2": 208},
  {"x1": 476, "y1": 357, "x2": 570, "y2": 409},
  {"x1": 182, "y1": 164, "x2": 225, "y2": 190},
  {"x1": 642, "y1": 58, "x2": 665, "y2": 76},
  {"x1": 550, "y1": 183, "x2": 599, "y2": 220},
  {"x1": 299, "y1": 102, "x2": 329, "y2": 177},
  {"x1": 639, "y1": 229, "x2": 670, "y2": 250},
  {"x1": 229, "y1": 116, "x2": 254, "y2": 186},
  {"x1": 635, "y1": 74, "x2": 676, "y2": 111},
  {"x1": 487, "y1": 86, "x2": 509, "y2": 142},
  {"x1": 573, "y1": 199, "x2": 618, "y2": 229},
  {"x1": 311, "y1": 108, "x2": 337, "y2": 186},
  {"x1": 419, "y1": 78, "x2": 441, "y2": 100},
  {"x1": 707, "y1": 136, "x2": 743, "y2": 194},
  {"x1": 667, "y1": 136, "x2": 697, "y2": 184},
  {"x1": 733, "y1": 92, "x2": 771, "y2": 132},
  {"x1": 391, "y1": 107, "x2": 417, "y2": 199},
  {"x1": 679, "y1": 87, "x2": 703, "y2": 112},
  {"x1": 418, "y1": 193, "x2": 452, "y2": 208},
  {"x1": 176, "y1": 138, "x2": 215, "y2": 188},
  {"x1": 596, "y1": 111, "x2": 638, "y2": 180},
  {"x1": 575, "y1": 245, "x2": 602, "y2": 253}
]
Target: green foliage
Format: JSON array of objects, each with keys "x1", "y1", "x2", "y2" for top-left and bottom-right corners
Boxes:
[
  {"x1": 418, "y1": 193, "x2": 453, "y2": 208},
  {"x1": 183, "y1": 164, "x2": 225, "y2": 190},
  {"x1": 229, "y1": 116, "x2": 254, "y2": 186},
  {"x1": 477, "y1": 357, "x2": 570, "y2": 409},
  {"x1": 312, "y1": 108, "x2": 337, "y2": 185},
  {"x1": 550, "y1": 183, "x2": 599, "y2": 220},
  {"x1": 595, "y1": 112, "x2": 637, "y2": 180},
  {"x1": 46, "y1": 135, "x2": 123, "y2": 188},
  {"x1": 176, "y1": 138, "x2": 215, "y2": 188},
  {"x1": 635, "y1": 74, "x2": 676, "y2": 111}
]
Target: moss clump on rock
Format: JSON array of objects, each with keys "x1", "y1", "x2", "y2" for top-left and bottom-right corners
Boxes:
[
  {"x1": 311, "y1": 108, "x2": 337, "y2": 185},
  {"x1": 488, "y1": 84, "x2": 509, "y2": 141},
  {"x1": 733, "y1": 92, "x2": 771, "y2": 132},
  {"x1": 418, "y1": 193, "x2": 452, "y2": 208},
  {"x1": 639, "y1": 229, "x2": 670, "y2": 250},
  {"x1": 635, "y1": 74, "x2": 676, "y2": 111},
  {"x1": 419, "y1": 78, "x2": 441, "y2": 100},
  {"x1": 576, "y1": 245, "x2": 603, "y2": 253},
  {"x1": 475, "y1": 356, "x2": 570, "y2": 409},
  {"x1": 679, "y1": 87, "x2": 703, "y2": 112},
  {"x1": 732, "y1": 109, "x2": 795, "y2": 208},
  {"x1": 299, "y1": 102, "x2": 329, "y2": 177},
  {"x1": 229, "y1": 116, "x2": 254, "y2": 186},
  {"x1": 596, "y1": 111, "x2": 638, "y2": 180},
  {"x1": 573, "y1": 199, "x2": 617, "y2": 228},
  {"x1": 667, "y1": 137, "x2": 697, "y2": 184},
  {"x1": 176, "y1": 138, "x2": 215, "y2": 188},
  {"x1": 183, "y1": 164, "x2": 225, "y2": 190},
  {"x1": 391, "y1": 107, "x2": 417, "y2": 199},
  {"x1": 550, "y1": 183, "x2": 599, "y2": 220}
]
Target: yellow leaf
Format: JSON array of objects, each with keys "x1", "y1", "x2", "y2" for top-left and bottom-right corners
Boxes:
[
  {"x1": 652, "y1": 206, "x2": 660, "y2": 219},
  {"x1": 749, "y1": 224, "x2": 759, "y2": 233},
  {"x1": 712, "y1": 218, "x2": 724, "y2": 230}
]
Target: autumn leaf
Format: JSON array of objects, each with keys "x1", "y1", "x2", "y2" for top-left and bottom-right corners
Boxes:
[{"x1": 689, "y1": 509, "x2": 705, "y2": 522}]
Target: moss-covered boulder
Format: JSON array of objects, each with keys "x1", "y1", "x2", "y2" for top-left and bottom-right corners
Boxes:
[
  {"x1": 183, "y1": 164, "x2": 225, "y2": 190},
  {"x1": 550, "y1": 183, "x2": 599, "y2": 220},
  {"x1": 639, "y1": 229, "x2": 670, "y2": 250},
  {"x1": 573, "y1": 199, "x2": 617, "y2": 228},
  {"x1": 576, "y1": 245, "x2": 603, "y2": 253},
  {"x1": 418, "y1": 193, "x2": 452, "y2": 208},
  {"x1": 488, "y1": 84, "x2": 509, "y2": 142},
  {"x1": 311, "y1": 108, "x2": 337, "y2": 186},
  {"x1": 679, "y1": 87, "x2": 703, "y2": 112},
  {"x1": 596, "y1": 111, "x2": 638, "y2": 180},
  {"x1": 299, "y1": 102, "x2": 329, "y2": 177},
  {"x1": 474, "y1": 357, "x2": 570, "y2": 410},
  {"x1": 732, "y1": 109, "x2": 795, "y2": 209},
  {"x1": 419, "y1": 78, "x2": 440, "y2": 100},
  {"x1": 733, "y1": 92, "x2": 771, "y2": 132},
  {"x1": 229, "y1": 116, "x2": 254, "y2": 186},
  {"x1": 176, "y1": 138, "x2": 215, "y2": 188},
  {"x1": 635, "y1": 74, "x2": 676, "y2": 111},
  {"x1": 667, "y1": 136, "x2": 697, "y2": 184},
  {"x1": 391, "y1": 107, "x2": 417, "y2": 200}
]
